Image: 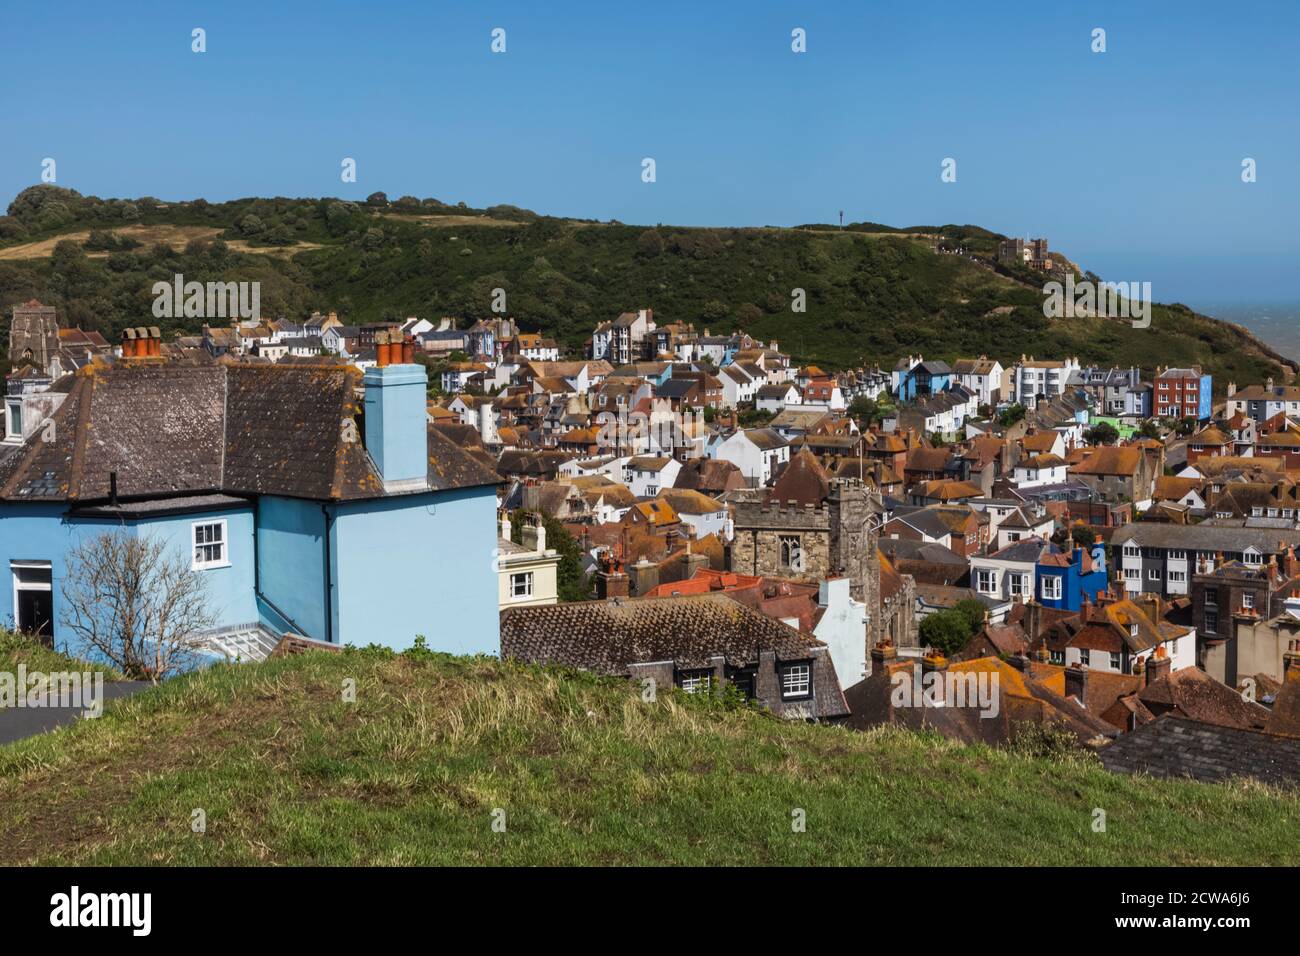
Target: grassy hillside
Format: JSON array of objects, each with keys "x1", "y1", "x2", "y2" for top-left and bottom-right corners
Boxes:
[
  {"x1": 0, "y1": 184, "x2": 1292, "y2": 389},
  {"x1": 0, "y1": 628, "x2": 121, "y2": 679},
  {"x1": 0, "y1": 642, "x2": 1295, "y2": 866}
]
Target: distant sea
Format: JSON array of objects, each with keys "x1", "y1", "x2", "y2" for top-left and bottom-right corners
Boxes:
[{"x1": 1197, "y1": 303, "x2": 1300, "y2": 362}]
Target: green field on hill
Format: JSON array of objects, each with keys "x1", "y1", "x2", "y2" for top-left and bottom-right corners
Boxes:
[
  {"x1": 0, "y1": 638, "x2": 1295, "y2": 866},
  {"x1": 0, "y1": 185, "x2": 1291, "y2": 388}
]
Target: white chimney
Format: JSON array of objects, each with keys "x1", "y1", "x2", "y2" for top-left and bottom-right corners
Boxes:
[
  {"x1": 500, "y1": 512, "x2": 511, "y2": 542},
  {"x1": 478, "y1": 401, "x2": 498, "y2": 445},
  {"x1": 535, "y1": 520, "x2": 547, "y2": 553}
]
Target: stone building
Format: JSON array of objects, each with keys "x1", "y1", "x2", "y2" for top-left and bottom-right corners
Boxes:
[
  {"x1": 728, "y1": 459, "x2": 912, "y2": 656},
  {"x1": 7, "y1": 300, "x2": 59, "y2": 372}
]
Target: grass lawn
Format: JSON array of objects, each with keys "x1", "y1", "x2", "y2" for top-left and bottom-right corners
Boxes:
[
  {"x1": 0, "y1": 629, "x2": 122, "y2": 680},
  {"x1": 0, "y1": 644, "x2": 1296, "y2": 866}
]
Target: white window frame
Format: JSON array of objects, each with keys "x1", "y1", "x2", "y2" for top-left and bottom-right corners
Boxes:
[
  {"x1": 1041, "y1": 576, "x2": 1062, "y2": 600},
  {"x1": 1242, "y1": 591, "x2": 1254, "y2": 610},
  {"x1": 678, "y1": 671, "x2": 711, "y2": 695},
  {"x1": 3, "y1": 400, "x2": 22, "y2": 443},
  {"x1": 509, "y1": 571, "x2": 534, "y2": 598},
  {"x1": 976, "y1": 569, "x2": 997, "y2": 594},
  {"x1": 781, "y1": 663, "x2": 811, "y2": 699},
  {"x1": 11, "y1": 560, "x2": 53, "y2": 634},
  {"x1": 191, "y1": 519, "x2": 229, "y2": 570}
]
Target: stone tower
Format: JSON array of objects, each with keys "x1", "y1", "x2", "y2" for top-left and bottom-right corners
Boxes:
[
  {"x1": 8, "y1": 300, "x2": 59, "y2": 373},
  {"x1": 826, "y1": 478, "x2": 883, "y2": 617}
]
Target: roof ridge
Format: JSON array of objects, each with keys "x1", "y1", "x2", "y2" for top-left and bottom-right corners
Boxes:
[{"x1": 66, "y1": 372, "x2": 95, "y2": 499}]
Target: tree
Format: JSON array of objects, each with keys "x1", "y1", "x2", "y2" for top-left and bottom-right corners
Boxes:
[
  {"x1": 918, "y1": 610, "x2": 973, "y2": 657},
  {"x1": 996, "y1": 403, "x2": 1026, "y2": 427},
  {"x1": 1071, "y1": 525, "x2": 1097, "y2": 548},
  {"x1": 1137, "y1": 420, "x2": 1162, "y2": 440},
  {"x1": 60, "y1": 531, "x2": 217, "y2": 681},
  {"x1": 1084, "y1": 421, "x2": 1119, "y2": 446},
  {"x1": 950, "y1": 599, "x2": 988, "y2": 636}
]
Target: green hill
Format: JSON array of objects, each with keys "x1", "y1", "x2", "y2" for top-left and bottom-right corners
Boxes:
[
  {"x1": 0, "y1": 641, "x2": 1295, "y2": 866},
  {"x1": 0, "y1": 184, "x2": 1293, "y2": 390}
]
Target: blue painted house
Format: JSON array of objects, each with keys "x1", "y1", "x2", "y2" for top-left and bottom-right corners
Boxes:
[
  {"x1": 895, "y1": 359, "x2": 954, "y2": 403},
  {"x1": 0, "y1": 360, "x2": 501, "y2": 663},
  {"x1": 1036, "y1": 541, "x2": 1109, "y2": 612}
]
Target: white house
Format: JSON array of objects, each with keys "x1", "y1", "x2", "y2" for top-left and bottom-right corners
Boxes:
[
  {"x1": 712, "y1": 428, "x2": 790, "y2": 486},
  {"x1": 657, "y1": 489, "x2": 729, "y2": 540},
  {"x1": 1011, "y1": 356, "x2": 1080, "y2": 408},
  {"x1": 951, "y1": 356, "x2": 1005, "y2": 407},
  {"x1": 718, "y1": 364, "x2": 760, "y2": 408},
  {"x1": 1012, "y1": 454, "x2": 1068, "y2": 488},
  {"x1": 756, "y1": 382, "x2": 800, "y2": 414},
  {"x1": 622, "y1": 456, "x2": 681, "y2": 498},
  {"x1": 994, "y1": 507, "x2": 1055, "y2": 550},
  {"x1": 969, "y1": 537, "x2": 1050, "y2": 604}
]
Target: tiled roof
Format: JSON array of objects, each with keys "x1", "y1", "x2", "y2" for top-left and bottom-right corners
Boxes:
[
  {"x1": 1099, "y1": 714, "x2": 1300, "y2": 786},
  {"x1": 500, "y1": 592, "x2": 830, "y2": 673},
  {"x1": 1069, "y1": 446, "x2": 1143, "y2": 476},
  {"x1": 0, "y1": 364, "x2": 499, "y2": 503}
]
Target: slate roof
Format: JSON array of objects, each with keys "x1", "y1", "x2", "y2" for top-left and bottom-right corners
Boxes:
[
  {"x1": 1111, "y1": 522, "x2": 1300, "y2": 553},
  {"x1": 1099, "y1": 714, "x2": 1300, "y2": 786},
  {"x1": 500, "y1": 592, "x2": 831, "y2": 673},
  {"x1": 0, "y1": 364, "x2": 499, "y2": 503}
]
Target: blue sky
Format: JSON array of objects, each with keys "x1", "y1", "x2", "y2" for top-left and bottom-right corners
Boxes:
[{"x1": 1, "y1": 0, "x2": 1296, "y2": 306}]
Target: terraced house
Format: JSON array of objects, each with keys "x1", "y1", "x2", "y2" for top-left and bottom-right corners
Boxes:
[{"x1": 0, "y1": 359, "x2": 501, "y2": 661}]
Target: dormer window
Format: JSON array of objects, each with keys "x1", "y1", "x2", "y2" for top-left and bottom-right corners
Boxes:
[
  {"x1": 780, "y1": 663, "x2": 812, "y2": 699},
  {"x1": 3, "y1": 400, "x2": 22, "y2": 443}
]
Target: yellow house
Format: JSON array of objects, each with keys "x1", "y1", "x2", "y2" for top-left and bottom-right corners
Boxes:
[{"x1": 497, "y1": 513, "x2": 561, "y2": 610}]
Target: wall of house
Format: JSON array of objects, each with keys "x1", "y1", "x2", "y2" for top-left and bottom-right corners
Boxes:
[
  {"x1": 256, "y1": 495, "x2": 329, "y2": 641},
  {"x1": 814, "y1": 577, "x2": 869, "y2": 689},
  {"x1": 332, "y1": 486, "x2": 499, "y2": 653},
  {"x1": 0, "y1": 501, "x2": 256, "y2": 656}
]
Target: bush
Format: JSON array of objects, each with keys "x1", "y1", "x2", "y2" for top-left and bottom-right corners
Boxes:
[{"x1": 918, "y1": 610, "x2": 973, "y2": 657}]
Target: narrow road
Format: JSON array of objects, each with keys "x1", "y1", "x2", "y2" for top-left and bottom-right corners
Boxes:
[{"x1": 0, "y1": 682, "x2": 152, "y2": 745}]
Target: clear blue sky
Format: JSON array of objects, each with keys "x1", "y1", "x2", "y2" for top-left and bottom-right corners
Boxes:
[{"x1": 2, "y1": 0, "x2": 1296, "y2": 306}]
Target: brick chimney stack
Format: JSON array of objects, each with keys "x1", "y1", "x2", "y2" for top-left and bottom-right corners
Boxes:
[
  {"x1": 869, "y1": 640, "x2": 896, "y2": 676},
  {"x1": 1065, "y1": 663, "x2": 1088, "y2": 705},
  {"x1": 596, "y1": 553, "x2": 629, "y2": 599},
  {"x1": 1145, "y1": 645, "x2": 1172, "y2": 686}
]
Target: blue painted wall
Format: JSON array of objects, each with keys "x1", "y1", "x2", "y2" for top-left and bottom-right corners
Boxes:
[
  {"x1": 0, "y1": 501, "x2": 256, "y2": 655},
  {"x1": 1037, "y1": 543, "x2": 1109, "y2": 612},
  {"x1": 1198, "y1": 373, "x2": 1213, "y2": 420},
  {"x1": 364, "y1": 364, "x2": 429, "y2": 483},
  {"x1": 256, "y1": 495, "x2": 328, "y2": 641},
  {"x1": 331, "y1": 486, "x2": 499, "y2": 653}
]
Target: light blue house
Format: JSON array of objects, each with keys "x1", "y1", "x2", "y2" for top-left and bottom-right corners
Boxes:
[
  {"x1": 895, "y1": 359, "x2": 954, "y2": 403},
  {"x1": 0, "y1": 360, "x2": 501, "y2": 666}
]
